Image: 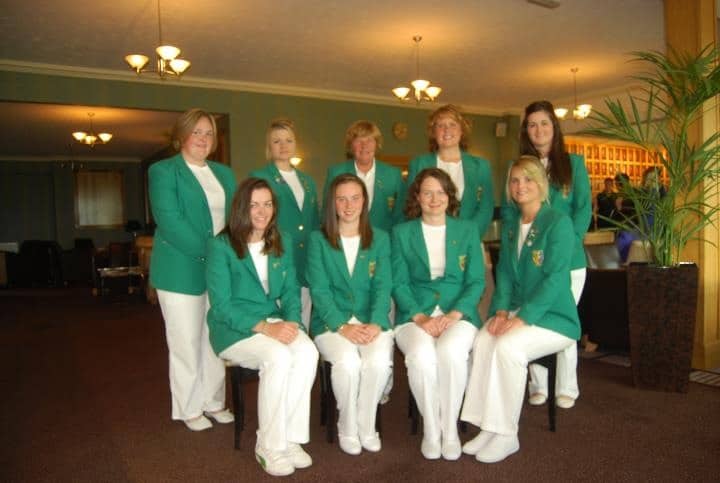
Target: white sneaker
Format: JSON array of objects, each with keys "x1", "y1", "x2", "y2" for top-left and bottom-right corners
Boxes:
[
  {"x1": 528, "y1": 393, "x2": 547, "y2": 406},
  {"x1": 462, "y1": 431, "x2": 494, "y2": 455},
  {"x1": 286, "y1": 443, "x2": 312, "y2": 469},
  {"x1": 421, "y1": 437, "x2": 441, "y2": 460},
  {"x1": 555, "y1": 395, "x2": 576, "y2": 409},
  {"x1": 255, "y1": 444, "x2": 295, "y2": 476},
  {"x1": 338, "y1": 434, "x2": 362, "y2": 455},
  {"x1": 360, "y1": 432, "x2": 382, "y2": 452},
  {"x1": 475, "y1": 434, "x2": 520, "y2": 463},
  {"x1": 441, "y1": 439, "x2": 462, "y2": 460},
  {"x1": 184, "y1": 415, "x2": 212, "y2": 431},
  {"x1": 204, "y1": 408, "x2": 234, "y2": 424}
]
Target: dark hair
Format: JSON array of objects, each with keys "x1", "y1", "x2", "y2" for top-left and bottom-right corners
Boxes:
[
  {"x1": 225, "y1": 177, "x2": 283, "y2": 259},
  {"x1": 427, "y1": 104, "x2": 471, "y2": 152},
  {"x1": 404, "y1": 168, "x2": 460, "y2": 219},
  {"x1": 519, "y1": 100, "x2": 572, "y2": 189},
  {"x1": 322, "y1": 174, "x2": 373, "y2": 250},
  {"x1": 171, "y1": 108, "x2": 217, "y2": 153}
]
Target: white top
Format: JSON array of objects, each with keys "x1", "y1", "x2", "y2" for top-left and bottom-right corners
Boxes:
[
  {"x1": 340, "y1": 235, "x2": 361, "y2": 276},
  {"x1": 540, "y1": 157, "x2": 549, "y2": 169},
  {"x1": 186, "y1": 162, "x2": 226, "y2": 235},
  {"x1": 421, "y1": 222, "x2": 446, "y2": 280},
  {"x1": 248, "y1": 241, "x2": 269, "y2": 294},
  {"x1": 437, "y1": 156, "x2": 465, "y2": 200},
  {"x1": 354, "y1": 160, "x2": 376, "y2": 207},
  {"x1": 278, "y1": 168, "x2": 305, "y2": 210},
  {"x1": 518, "y1": 221, "x2": 533, "y2": 257}
]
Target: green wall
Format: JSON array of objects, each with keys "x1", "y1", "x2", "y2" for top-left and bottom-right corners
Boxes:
[{"x1": 0, "y1": 70, "x2": 517, "y2": 195}]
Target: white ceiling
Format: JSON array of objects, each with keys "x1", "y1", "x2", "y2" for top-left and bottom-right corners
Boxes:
[{"x1": 0, "y1": 0, "x2": 666, "y2": 159}]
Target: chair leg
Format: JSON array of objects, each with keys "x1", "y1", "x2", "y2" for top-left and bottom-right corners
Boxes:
[
  {"x1": 229, "y1": 366, "x2": 243, "y2": 450},
  {"x1": 323, "y1": 361, "x2": 336, "y2": 443},
  {"x1": 409, "y1": 391, "x2": 420, "y2": 435},
  {"x1": 547, "y1": 356, "x2": 557, "y2": 432}
]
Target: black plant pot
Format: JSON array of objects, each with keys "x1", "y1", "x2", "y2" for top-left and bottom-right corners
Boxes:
[{"x1": 626, "y1": 263, "x2": 698, "y2": 392}]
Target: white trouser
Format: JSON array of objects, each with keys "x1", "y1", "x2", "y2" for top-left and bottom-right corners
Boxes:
[
  {"x1": 301, "y1": 286, "x2": 312, "y2": 331},
  {"x1": 461, "y1": 324, "x2": 574, "y2": 435},
  {"x1": 157, "y1": 289, "x2": 226, "y2": 421},
  {"x1": 528, "y1": 268, "x2": 586, "y2": 399},
  {"x1": 315, "y1": 330, "x2": 394, "y2": 439},
  {"x1": 395, "y1": 319, "x2": 477, "y2": 443},
  {"x1": 220, "y1": 331, "x2": 318, "y2": 451}
]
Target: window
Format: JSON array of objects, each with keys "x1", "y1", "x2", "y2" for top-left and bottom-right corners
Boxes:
[{"x1": 74, "y1": 169, "x2": 125, "y2": 228}]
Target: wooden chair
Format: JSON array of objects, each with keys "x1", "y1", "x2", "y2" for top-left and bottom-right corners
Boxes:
[
  {"x1": 226, "y1": 363, "x2": 260, "y2": 449},
  {"x1": 529, "y1": 353, "x2": 558, "y2": 432}
]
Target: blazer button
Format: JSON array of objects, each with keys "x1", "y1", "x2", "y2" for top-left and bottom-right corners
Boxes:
[
  {"x1": 298, "y1": 224, "x2": 304, "y2": 231},
  {"x1": 299, "y1": 242, "x2": 304, "y2": 248}
]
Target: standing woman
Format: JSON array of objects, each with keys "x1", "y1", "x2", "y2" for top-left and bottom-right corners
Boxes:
[
  {"x1": 307, "y1": 174, "x2": 394, "y2": 455},
  {"x1": 149, "y1": 108, "x2": 237, "y2": 431},
  {"x1": 461, "y1": 155, "x2": 580, "y2": 463},
  {"x1": 392, "y1": 168, "x2": 485, "y2": 461},
  {"x1": 323, "y1": 120, "x2": 404, "y2": 232},
  {"x1": 399, "y1": 104, "x2": 494, "y2": 238},
  {"x1": 250, "y1": 119, "x2": 320, "y2": 329},
  {"x1": 504, "y1": 100, "x2": 591, "y2": 409},
  {"x1": 206, "y1": 178, "x2": 318, "y2": 477}
]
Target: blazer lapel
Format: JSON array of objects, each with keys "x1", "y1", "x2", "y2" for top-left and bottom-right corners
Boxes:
[
  {"x1": 268, "y1": 164, "x2": 301, "y2": 214},
  {"x1": 241, "y1": 250, "x2": 266, "y2": 295},
  {"x1": 331, "y1": 239, "x2": 352, "y2": 285},
  {"x1": 410, "y1": 220, "x2": 431, "y2": 277},
  {"x1": 176, "y1": 156, "x2": 212, "y2": 231},
  {"x1": 445, "y1": 217, "x2": 460, "y2": 277}
]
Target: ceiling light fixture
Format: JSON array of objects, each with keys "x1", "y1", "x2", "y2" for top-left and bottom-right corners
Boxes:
[
  {"x1": 555, "y1": 67, "x2": 592, "y2": 120},
  {"x1": 72, "y1": 113, "x2": 112, "y2": 147},
  {"x1": 124, "y1": 0, "x2": 190, "y2": 78},
  {"x1": 392, "y1": 35, "x2": 442, "y2": 103}
]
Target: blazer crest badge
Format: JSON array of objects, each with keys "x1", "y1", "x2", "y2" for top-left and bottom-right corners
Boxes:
[
  {"x1": 458, "y1": 254, "x2": 467, "y2": 271},
  {"x1": 531, "y1": 249, "x2": 544, "y2": 267}
]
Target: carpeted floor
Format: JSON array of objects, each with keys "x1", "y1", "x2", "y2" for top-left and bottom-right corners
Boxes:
[{"x1": 1, "y1": 288, "x2": 718, "y2": 482}]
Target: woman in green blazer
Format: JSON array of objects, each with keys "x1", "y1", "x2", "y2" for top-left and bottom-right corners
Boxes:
[
  {"x1": 501, "y1": 100, "x2": 592, "y2": 409},
  {"x1": 206, "y1": 178, "x2": 318, "y2": 477},
  {"x1": 250, "y1": 119, "x2": 320, "y2": 330},
  {"x1": 323, "y1": 120, "x2": 404, "y2": 232},
  {"x1": 392, "y1": 168, "x2": 485, "y2": 461},
  {"x1": 397, "y1": 104, "x2": 494, "y2": 239},
  {"x1": 149, "y1": 108, "x2": 237, "y2": 432},
  {"x1": 461, "y1": 155, "x2": 580, "y2": 464},
  {"x1": 308, "y1": 173, "x2": 394, "y2": 456}
]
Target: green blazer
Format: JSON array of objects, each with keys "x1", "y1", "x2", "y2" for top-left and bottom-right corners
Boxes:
[
  {"x1": 398, "y1": 152, "x2": 494, "y2": 238},
  {"x1": 491, "y1": 204, "x2": 581, "y2": 340},
  {"x1": 323, "y1": 160, "x2": 404, "y2": 232},
  {"x1": 206, "y1": 233, "x2": 302, "y2": 354},
  {"x1": 306, "y1": 228, "x2": 392, "y2": 337},
  {"x1": 149, "y1": 153, "x2": 237, "y2": 295},
  {"x1": 249, "y1": 164, "x2": 320, "y2": 286},
  {"x1": 501, "y1": 154, "x2": 591, "y2": 269},
  {"x1": 391, "y1": 217, "x2": 485, "y2": 327}
]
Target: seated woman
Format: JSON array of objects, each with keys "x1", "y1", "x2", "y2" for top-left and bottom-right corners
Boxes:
[
  {"x1": 461, "y1": 155, "x2": 580, "y2": 463},
  {"x1": 206, "y1": 178, "x2": 318, "y2": 477},
  {"x1": 307, "y1": 173, "x2": 394, "y2": 455},
  {"x1": 392, "y1": 168, "x2": 485, "y2": 461}
]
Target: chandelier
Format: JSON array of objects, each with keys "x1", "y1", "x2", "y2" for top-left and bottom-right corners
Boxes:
[
  {"x1": 554, "y1": 67, "x2": 592, "y2": 120},
  {"x1": 72, "y1": 113, "x2": 112, "y2": 147},
  {"x1": 124, "y1": 0, "x2": 190, "y2": 78},
  {"x1": 392, "y1": 35, "x2": 442, "y2": 103}
]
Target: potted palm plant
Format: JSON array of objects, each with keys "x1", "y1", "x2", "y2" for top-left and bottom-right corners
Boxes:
[{"x1": 582, "y1": 46, "x2": 720, "y2": 392}]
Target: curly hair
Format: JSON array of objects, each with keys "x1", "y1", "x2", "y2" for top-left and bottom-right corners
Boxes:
[{"x1": 404, "y1": 167, "x2": 460, "y2": 219}]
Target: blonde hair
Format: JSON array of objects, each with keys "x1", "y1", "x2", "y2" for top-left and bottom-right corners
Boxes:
[
  {"x1": 171, "y1": 108, "x2": 217, "y2": 153},
  {"x1": 505, "y1": 155, "x2": 550, "y2": 204},
  {"x1": 265, "y1": 118, "x2": 296, "y2": 161},
  {"x1": 426, "y1": 104, "x2": 471, "y2": 152},
  {"x1": 344, "y1": 120, "x2": 383, "y2": 159}
]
